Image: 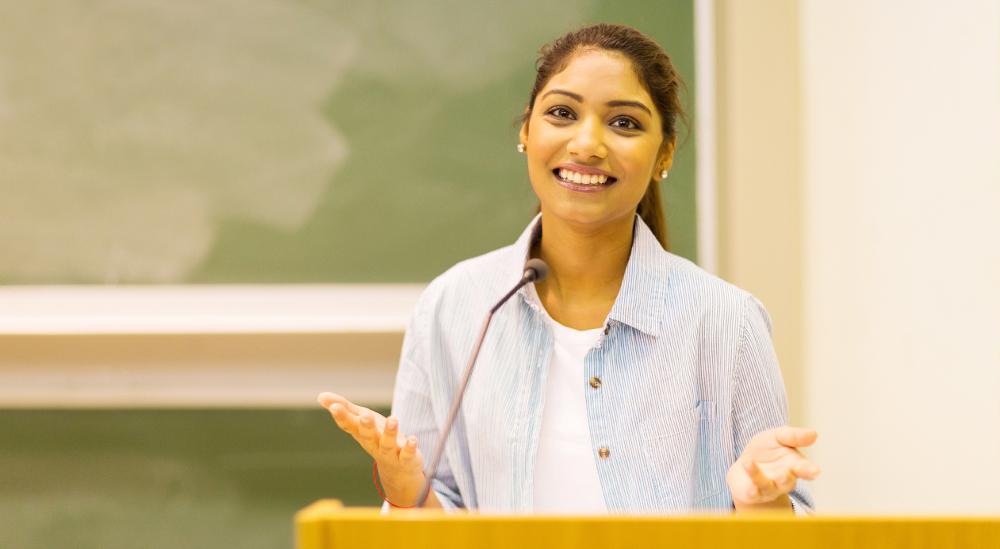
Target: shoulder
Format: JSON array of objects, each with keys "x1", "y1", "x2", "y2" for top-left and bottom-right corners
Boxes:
[
  {"x1": 400, "y1": 244, "x2": 517, "y2": 367},
  {"x1": 664, "y1": 252, "x2": 759, "y2": 311},
  {"x1": 661, "y1": 251, "x2": 772, "y2": 336},
  {"x1": 412, "y1": 244, "x2": 517, "y2": 321}
]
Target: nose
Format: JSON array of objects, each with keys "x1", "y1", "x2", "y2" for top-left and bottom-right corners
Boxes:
[{"x1": 567, "y1": 117, "x2": 608, "y2": 160}]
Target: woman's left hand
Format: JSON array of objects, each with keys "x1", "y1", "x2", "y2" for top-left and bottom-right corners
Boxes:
[{"x1": 726, "y1": 426, "x2": 821, "y2": 511}]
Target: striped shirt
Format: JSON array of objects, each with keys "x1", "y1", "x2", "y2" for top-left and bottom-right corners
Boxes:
[{"x1": 390, "y1": 214, "x2": 814, "y2": 513}]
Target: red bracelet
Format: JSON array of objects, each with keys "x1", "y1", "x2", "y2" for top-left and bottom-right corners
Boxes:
[{"x1": 372, "y1": 461, "x2": 417, "y2": 508}]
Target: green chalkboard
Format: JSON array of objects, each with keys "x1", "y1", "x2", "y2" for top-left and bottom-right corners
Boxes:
[
  {"x1": 0, "y1": 408, "x2": 388, "y2": 549},
  {"x1": 0, "y1": 1, "x2": 695, "y2": 284}
]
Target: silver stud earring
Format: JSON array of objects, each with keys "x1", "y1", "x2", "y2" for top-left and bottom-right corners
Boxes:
[
  {"x1": 516, "y1": 143, "x2": 526, "y2": 153},
  {"x1": 660, "y1": 169, "x2": 669, "y2": 180}
]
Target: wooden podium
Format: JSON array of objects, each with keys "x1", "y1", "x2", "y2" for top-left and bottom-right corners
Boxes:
[{"x1": 296, "y1": 500, "x2": 1000, "y2": 549}]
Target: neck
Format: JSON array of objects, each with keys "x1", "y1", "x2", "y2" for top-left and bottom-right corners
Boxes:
[{"x1": 531, "y1": 210, "x2": 635, "y2": 328}]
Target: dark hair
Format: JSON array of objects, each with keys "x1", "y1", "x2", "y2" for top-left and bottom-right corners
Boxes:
[{"x1": 522, "y1": 23, "x2": 687, "y2": 249}]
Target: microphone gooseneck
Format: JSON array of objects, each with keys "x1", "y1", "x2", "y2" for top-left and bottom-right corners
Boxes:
[
  {"x1": 488, "y1": 258, "x2": 549, "y2": 314},
  {"x1": 524, "y1": 258, "x2": 549, "y2": 284},
  {"x1": 415, "y1": 258, "x2": 549, "y2": 508}
]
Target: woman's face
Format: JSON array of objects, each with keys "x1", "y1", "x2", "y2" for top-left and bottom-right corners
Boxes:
[{"x1": 520, "y1": 48, "x2": 673, "y2": 231}]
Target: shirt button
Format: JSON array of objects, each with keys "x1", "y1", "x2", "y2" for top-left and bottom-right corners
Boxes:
[
  {"x1": 589, "y1": 376, "x2": 602, "y2": 389},
  {"x1": 603, "y1": 324, "x2": 611, "y2": 335},
  {"x1": 598, "y1": 447, "x2": 610, "y2": 459}
]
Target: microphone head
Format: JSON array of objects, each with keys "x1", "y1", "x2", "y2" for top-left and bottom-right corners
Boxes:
[{"x1": 524, "y1": 258, "x2": 549, "y2": 283}]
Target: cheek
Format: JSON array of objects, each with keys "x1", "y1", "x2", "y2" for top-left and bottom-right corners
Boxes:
[
  {"x1": 523, "y1": 161, "x2": 551, "y2": 203},
  {"x1": 617, "y1": 142, "x2": 659, "y2": 177},
  {"x1": 524, "y1": 139, "x2": 561, "y2": 184},
  {"x1": 525, "y1": 158, "x2": 550, "y2": 190}
]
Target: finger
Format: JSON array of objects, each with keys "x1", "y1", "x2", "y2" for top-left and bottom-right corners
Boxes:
[
  {"x1": 398, "y1": 435, "x2": 422, "y2": 468},
  {"x1": 329, "y1": 402, "x2": 360, "y2": 437},
  {"x1": 772, "y1": 469, "x2": 798, "y2": 496},
  {"x1": 322, "y1": 394, "x2": 384, "y2": 432},
  {"x1": 357, "y1": 410, "x2": 381, "y2": 449},
  {"x1": 379, "y1": 416, "x2": 401, "y2": 456},
  {"x1": 742, "y1": 460, "x2": 778, "y2": 501},
  {"x1": 317, "y1": 392, "x2": 363, "y2": 415},
  {"x1": 790, "y1": 457, "x2": 822, "y2": 480},
  {"x1": 774, "y1": 446, "x2": 821, "y2": 479},
  {"x1": 773, "y1": 426, "x2": 818, "y2": 449}
]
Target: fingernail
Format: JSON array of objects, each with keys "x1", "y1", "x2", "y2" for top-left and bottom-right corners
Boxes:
[
  {"x1": 328, "y1": 403, "x2": 339, "y2": 413},
  {"x1": 387, "y1": 418, "x2": 397, "y2": 429}
]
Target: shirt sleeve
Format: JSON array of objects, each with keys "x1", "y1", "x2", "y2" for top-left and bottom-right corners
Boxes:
[
  {"x1": 732, "y1": 295, "x2": 816, "y2": 515},
  {"x1": 388, "y1": 302, "x2": 465, "y2": 512}
]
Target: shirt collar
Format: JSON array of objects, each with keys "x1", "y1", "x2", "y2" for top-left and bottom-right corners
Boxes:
[{"x1": 503, "y1": 213, "x2": 669, "y2": 336}]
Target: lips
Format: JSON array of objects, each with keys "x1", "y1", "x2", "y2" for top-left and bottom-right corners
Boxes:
[
  {"x1": 551, "y1": 169, "x2": 618, "y2": 193},
  {"x1": 551, "y1": 168, "x2": 618, "y2": 186}
]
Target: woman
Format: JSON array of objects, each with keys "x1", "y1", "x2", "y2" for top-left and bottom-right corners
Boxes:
[{"x1": 318, "y1": 23, "x2": 819, "y2": 513}]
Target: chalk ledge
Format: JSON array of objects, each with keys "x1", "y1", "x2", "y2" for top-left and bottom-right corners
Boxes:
[{"x1": 0, "y1": 285, "x2": 425, "y2": 335}]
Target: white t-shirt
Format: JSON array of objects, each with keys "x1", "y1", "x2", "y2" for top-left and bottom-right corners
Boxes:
[
  {"x1": 383, "y1": 290, "x2": 608, "y2": 515},
  {"x1": 531, "y1": 289, "x2": 608, "y2": 513}
]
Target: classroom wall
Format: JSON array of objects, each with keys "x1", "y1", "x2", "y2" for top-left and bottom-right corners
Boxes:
[
  {"x1": 719, "y1": 0, "x2": 1000, "y2": 513},
  {"x1": 798, "y1": 0, "x2": 1000, "y2": 513},
  {"x1": 5, "y1": 0, "x2": 998, "y2": 524},
  {"x1": 715, "y1": 0, "x2": 805, "y2": 424}
]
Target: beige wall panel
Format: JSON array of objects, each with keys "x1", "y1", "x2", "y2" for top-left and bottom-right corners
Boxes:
[
  {"x1": 801, "y1": 0, "x2": 1000, "y2": 513},
  {"x1": 716, "y1": 0, "x2": 805, "y2": 422}
]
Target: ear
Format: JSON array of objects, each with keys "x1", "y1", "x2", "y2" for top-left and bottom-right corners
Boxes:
[
  {"x1": 657, "y1": 136, "x2": 677, "y2": 174},
  {"x1": 518, "y1": 107, "x2": 531, "y2": 147}
]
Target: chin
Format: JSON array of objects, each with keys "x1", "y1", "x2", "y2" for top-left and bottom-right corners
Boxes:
[{"x1": 541, "y1": 202, "x2": 630, "y2": 229}]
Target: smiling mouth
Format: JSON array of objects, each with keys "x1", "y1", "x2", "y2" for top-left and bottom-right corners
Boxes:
[{"x1": 551, "y1": 168, "x2": 618, "y2": 186}]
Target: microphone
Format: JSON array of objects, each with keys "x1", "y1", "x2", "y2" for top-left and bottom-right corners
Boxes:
[{"x1": 416, "y1": 258, "x2": 549, "y2": 507}]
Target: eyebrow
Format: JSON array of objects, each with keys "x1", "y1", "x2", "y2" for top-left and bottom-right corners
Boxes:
[{"x1": 540, "y1": 89, "x2": 652, "y2": 116}]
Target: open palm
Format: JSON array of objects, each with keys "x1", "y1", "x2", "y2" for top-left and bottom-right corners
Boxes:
[{"x1": 726, "y1": 426, "x2": 821, "y2": 506}]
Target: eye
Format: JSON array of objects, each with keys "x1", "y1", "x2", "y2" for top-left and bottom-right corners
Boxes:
[
  {"x1": 611, "y1": 117, "x2": 642, "y2": 131},
  {"x1": 545, "y1": 106, "x2": 576, "y2": 120}
]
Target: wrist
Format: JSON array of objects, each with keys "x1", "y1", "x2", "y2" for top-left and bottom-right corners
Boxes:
[
  {"x1": 733, "y1": 494, "x2": 793, "y2": 514},
  {"x1": 375, "y1": 464, "x2": 426, "y2": 506}
]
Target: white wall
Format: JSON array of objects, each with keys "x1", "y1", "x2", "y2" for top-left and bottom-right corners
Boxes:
[{"x1": 800, "y1": 0, "x2": 1000, "y2": 513}]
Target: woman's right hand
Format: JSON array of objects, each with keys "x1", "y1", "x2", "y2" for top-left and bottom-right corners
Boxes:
[{"x1": 316, "y1": 392, "x2": 431, "y2": 507}]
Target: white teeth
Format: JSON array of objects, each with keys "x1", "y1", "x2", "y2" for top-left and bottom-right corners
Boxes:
[{"x1": 558, "y1": 168, "x2": 610, "y2": 185}]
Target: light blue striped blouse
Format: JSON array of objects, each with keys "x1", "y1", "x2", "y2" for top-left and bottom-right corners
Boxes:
[{"x1": 390, "y1": 214, "x2": 814, "y2": 513}]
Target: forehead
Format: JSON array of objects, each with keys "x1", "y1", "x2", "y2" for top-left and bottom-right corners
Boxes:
[{"x1": 540, "y1": 49, "x2": 653, "y2": 105}]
